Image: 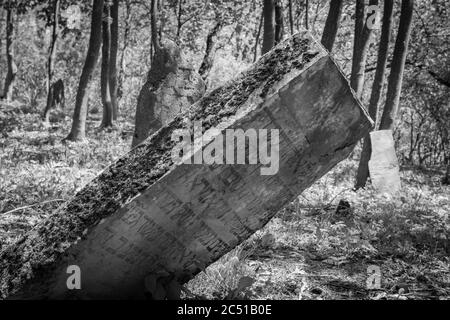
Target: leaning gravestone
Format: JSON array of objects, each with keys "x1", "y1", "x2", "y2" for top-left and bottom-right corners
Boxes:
[{"x1": 0, "y1": 31, "x2": 373, "y2": 299}]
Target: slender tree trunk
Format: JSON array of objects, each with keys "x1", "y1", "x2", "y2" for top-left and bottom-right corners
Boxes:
[
  {"x1": 101, "y1": 1, "x2": 113, "y2": 128},
  {"x1": 305, "y1": 0, "x2": 309, "y2": 30},
  {"x1": 0, "y1": 0, "x2": 3, "y2": 66},
  {"x1": 46, "y1": 0, "x2": 60, "y2": 95},
  {"x1": 43, "y1": 0, "x2": 60, "y2": 122},
  {"x1": 355, "y1": 0, "x2": 394, "y2": 189},
  {"x1": 379, "y1": 0, "x2": 415, "y2": 130},
  {"x1": 288, "y1": 0, "x2": 294, "y2": 34},
  {"x1": 2, "y1": 3, "x2": 16, "y2": 101},
  {"x1": 176, "y1": 0, "x2": 182, "y2": 38},
  {"x1": 118, "y1": 0, "x2": 131, "y2": 99},
  {"x1": 198, "y1": 20, "x2": 221, "y2": 81},
  {"x1": 321, "y1": 0, "x2": 344, "y2": 52},
  {"x1": 444, "y1": 156, "x2": 450, "y2": 185},
  {"x1": 65, "y1": 0, "x2": 104, "y2": 141},
  {"x1": 350, "y1": 0, "x2": 378, "y2": 98},
  {"x1": 439, "y1": 101, "x2": 450, "y2": 184},
  {"x1": 151, "y1": 0, "x2": 161, "y2": 52},
  {"x1": 109, "y1": 0, "x2": 119, "y2": 120},
  {"x1": 262, "y1": 0, "x2": 275, "y2": 55},
  {"x1": 253, "y1": 11, "x2": 263, "y2": 62},
  {"x1": 274, "y1": 0, "x2": 284, "y2": 44},
  {"x1": 0, "y1": 2, "x2": 3, "y2": 97}
]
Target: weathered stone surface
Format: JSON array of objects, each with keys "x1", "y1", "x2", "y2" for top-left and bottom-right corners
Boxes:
[
  {"x1": 369, "y1": 130, "x2": 401, "y2": 194},
  {"x1": 0, "y1": 31, "x2": 372, "y2": 299},
  {"x1": 132, "y1": 39, "x2": 205, "y2": 147},
  {"x1": 155, "y1": 68, "x2": 205, "y2": 126}
]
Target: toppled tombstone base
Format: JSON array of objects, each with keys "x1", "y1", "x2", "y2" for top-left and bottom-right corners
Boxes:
[{"x1": 0, "y1": 31, "x2": 372, "y2": 299}]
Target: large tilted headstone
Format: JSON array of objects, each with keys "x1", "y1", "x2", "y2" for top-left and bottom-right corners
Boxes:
[{"x1": 0, "y1": 31, "x2": 373, "y2": 299}]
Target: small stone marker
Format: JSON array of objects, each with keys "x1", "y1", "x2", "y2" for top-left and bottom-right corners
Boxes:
[{"x1": 369, "y1": 130, "x2": 401, "y2": 194}]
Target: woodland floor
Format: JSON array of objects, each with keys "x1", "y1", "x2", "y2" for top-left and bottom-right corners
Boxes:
[{"x1": 0, "y1": 102, "x2": 449, "y2": 300}]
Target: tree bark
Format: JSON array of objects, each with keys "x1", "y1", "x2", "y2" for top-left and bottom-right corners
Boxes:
[
  {"x1": 2, "y1": 3, "x2": 16, "y2": 101},
  {"x1": 379, "y1": 0, "x2": 414, "y2": 130},
  {"x1": 65, "y1": 0, "x2": 104, "y2": 141},
  {"x1": 0, "y1": 2, "x2": 4, "y2": 97},
  {"x1": 150, "y1": 0, "x2": 161, "y2": 52},
  {"x1": 109, "y1": 0, "x2": 119, "y2": 120},
  {"x1": 355, "y1": 0, "x2": 394, "y2": 189},
  {"x1": 101, "y1": 0, "x2": 113, "y2": 128},
  {"x1": 198, "y1": 20, "x2": 221, "y2": 81},
  {"x1": 274, "y1": 0, "x2": 284, "y2": 44},
  {"x1": 43, "y1": 0, "x2": 60, "y2": 122},
  {"x1": 43, "y1": 79, "x2": 65, "y2": 123},
  {"x1": 46, "y1": 0, "x2": 60, "y2": 96},
  {"x1": 321, "y1": 0, "x2": 344, "y2": 52},
  {"x1": 262, "y1": 0, "x2": 275, "y2": 55},
  {"x1": 350, "y1": 0, "x2": 378, "y2": 98},
  {"x1": 288, "y1": 0, "x2": 294, "y2": 34},
  {"x1": 305, "y1": 0, "x2": 309, "y2": 30},
  {"x1": 118, "y1": 0, "x2": 131, "y2": 100},
  {"x1": 253, "y1": 10, "x2": 264, "y2": 62}
]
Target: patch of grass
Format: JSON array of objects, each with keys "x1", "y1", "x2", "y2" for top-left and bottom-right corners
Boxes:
[
  {"x1": 187, "y1": 160, "x2": 450, "y2": 300},
  {"x1": 0, "y1": 103, "x2": 133, "y2": 248}
]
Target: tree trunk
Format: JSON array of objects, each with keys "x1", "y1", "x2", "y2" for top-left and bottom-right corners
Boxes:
[
  {"x1": 2, "y1": 4, "x2": 16, "y2": 101},
  {"x1": 101, "y1": 1, "x2": 113, "y2": 128},
  {"x1": 350, "y1": 0, "x2": 378, "y2": 98},
  {"x1": 444, "y1": 159, "x2": 450, "y2": 185},
  {"x1": 0, "y1": 2, "x2": 4, "y2": 97},
  {"x1": 355, "y1": 0, "x2": 394, "y2": 189},
  {"x1": 109, "y1": 0, "x2": 119, "y2": 120},
  {"x1": 198, "y1": 21, "x2": 221, "y2": 81},
  {"x1": 43, "y1": 79, "x2": 65, "y2": 123},
  {"x1": 65, "y1": 0, "x2": 104, "y2": 141},
  {"x1": 305, "y1": 0, "x2": 309, "y2": 30},
  {"x1": 379, "y1": 0, "x2": 414, "y2": 130},
  {"x1": 43, "y1": 0, "x2": 60, "y2": 122},
  {"x1": 253, "y1": 11, "x2": 264, "y2": 62},
  {"x1": 150, "y1": 0, "x2": 160, "y2": 52},
  {"x1": 321, "y1": 0, "x2": 344, "y2": 52},
  {"x1": 46, "y1": 0, "x2": 60, "y2": 95},
  {"x1": 118, "y1": 0, "x2": 131, "y2": 100},
  {"x1": 100, "y1": 1, "x2": 114, "y2": 128},
  {"x1": 262, "y1": 0, "x2": 275, "y2": 55},
  {"x1": 288, "y1": 0, "x2": 294, "y2": 34},
  {"x1": 274, "y1": 0, "x2": 284, "y2": 44}
]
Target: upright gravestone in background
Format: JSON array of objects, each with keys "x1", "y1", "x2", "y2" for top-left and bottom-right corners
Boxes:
[
  {"x1": 369, "y1": 130, "x2": 402, "y2": 194},
  {"x1": 132, "y1": 39, "x2": 206, "y2": 147},
  {"x1": 0, "y1": 31, "x2": 373, "y2": 299}
]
